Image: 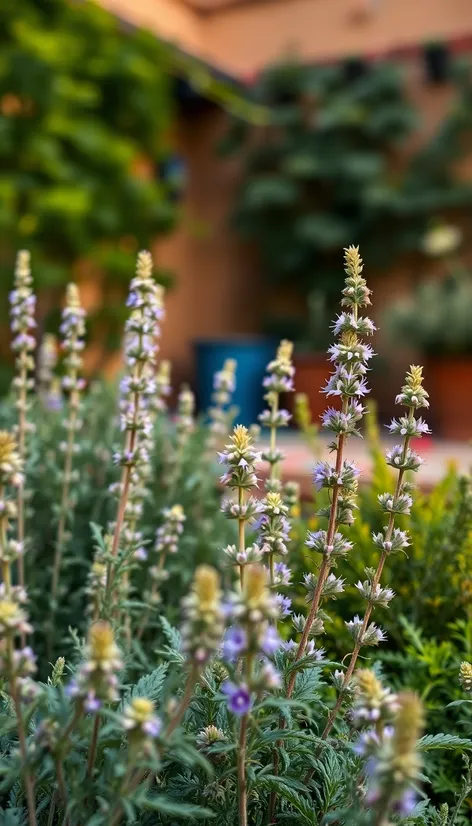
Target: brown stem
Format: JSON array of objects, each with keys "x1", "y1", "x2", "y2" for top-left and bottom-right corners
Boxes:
[
  {"x1": 286, "y1": 431, "x2": 347, "y2": 700},
  {"x1": 11, "y1": 675, "x2": 37, "y2": 826},
  {"x1": 55, "y1": 760, "x2": 68, "y2": 808},
  {"x1": 165, "y1": 667, "x2": 198, "y2": 737},
  {"x1": 51, "y1": 398, "x2": 78, "y2": 603},
  {"x1": 87, "y1": 715, "x2": 101, "y2": 777},
  {"x1": 238, "y1": 488, "x2": 245, "y2": 589},
  {"x1": 17, "y1": 366, "x2": 27, "y2": 594},
  {"x1": 237, "y1": 714, "x2": 249, "y2": 826}
]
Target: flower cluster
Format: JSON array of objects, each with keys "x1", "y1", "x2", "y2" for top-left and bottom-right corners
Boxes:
[
  {"x1": 115, "y1": 252, "x2": 164, "y2": 470},
  {"x1": 207, "y1": 358, "x2": 237, "y2": 445},
  {"x1": 180, "y1": 566, "x2": 224, "y2": 667},
  {"x1": 153, "y1": 359, "x2": 172, "y2": 414},
  {"x1": 259, "y1": 340, "x2": 294, "y2": 483},
  {"x1": 122, "y1": 697, "x2": 162, "y2": 744},
  {"x1": 323, "y1": 366, "x2": 429, "y2": 729},
  {"x1": 351, "y1": 669, "x2": 398, "y2": 727},
  {"x1": 285, "y1": 249, "x2": 375, "y2": 691},
  {"x1": 37, "y1": 333, "x2": 58, "y2": 402},
  {"x1": 358, "y1": 691, "x2": 424, "y2": 819},
  {"x1": 0, "y1": 433, "x2": 24, "y2": 564},
  {"x1": 9, "y1": 251, "x2": 36, "y2": 437},
  {"x1": 67, "y1": 621, "x2": 122, "y2": 712},
  {"x1": 147, "y1": 504, "x2": 186, "y2": 599},
  {"x1": 459, "y1": 661, "x2": 472, "y2": 692},
  {"x1": 175, "y1": 385, "x2": 195, "y2": 450},
  {"x1": 222, "y1": 565, "x2": 281, "y2": 716}
]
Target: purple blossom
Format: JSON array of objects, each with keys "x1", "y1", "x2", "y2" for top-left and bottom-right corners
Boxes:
[
  {"x1": 313, "y1": 461, "x2": 335, "y2": 491},
  {"x1": 84, "y1": 692, "x2": 101, "y2": 713},
  {"x1": 261, "y1": 625, "x2": 281, "y2": 656},
  {"x1": 274, "y1": 562, "x2": 291, "y2": 585},
  {"x1": 143, "y1": 718, "x2": 162, "y2": 737},
  {"x1": 222, "y1": 681, "x2": 252, "y2": 715},
  {"x1": 275, "y1": 593, "x2": 292, "y2": 618},
  {"x1": 223, "y1": 626, "x2": 247, "y2": 662}
]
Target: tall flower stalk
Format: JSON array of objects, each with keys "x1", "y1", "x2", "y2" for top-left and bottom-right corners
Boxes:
[
  {"x1": 286, "y1": 246, "x2": 374, "y2": 698},
  {"x1": 0, "y1": 432, "x2": 36, "y2": 826},
  {"x1": 207, "y1": 358, "x2": 237, "y2": 453},
  {"x1": 259, "y1": 340, "x2": 294, "y2": 492},
  {"x1": 167, "y1": 565, "x2": 224, "y2": 736},
  {"x1": 51, "y1": 284, "x2": 86, "y2": 606},
  {"x1": 106, "y1": 251, "x2": 164, "y2": 601},
  {"x1": 167, "y1": 385, "x2": 195, "y2": 500},
  {"x1": 320, "y1": 366, "x2": 429, "y2": 741},
  {"x1": 220, "y1": 425, "x2": 263, "y2": 588},
  {"x1": 9, "y1": 251, "x2": 36, "y2": 591},
  {"x1": 222, "y1": 565, "x2": 280, "y2": 826}
]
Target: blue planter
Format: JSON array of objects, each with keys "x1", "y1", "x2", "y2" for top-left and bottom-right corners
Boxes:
[{"x1": 194, "y1": 337, "x2": 277, "y2": 427}]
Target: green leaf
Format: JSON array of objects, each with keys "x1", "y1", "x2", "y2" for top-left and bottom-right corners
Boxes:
[
  {"x1": 139, "y1": 795, "x2": 215, "y2": 818},
  {"x1": 417, "y1": 734, "x2": 472, "y2": 751}
]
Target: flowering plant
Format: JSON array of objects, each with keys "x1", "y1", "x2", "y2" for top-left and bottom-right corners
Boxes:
[{"x1": 0, "y1": 247, "x2": 470, "y2": 826}]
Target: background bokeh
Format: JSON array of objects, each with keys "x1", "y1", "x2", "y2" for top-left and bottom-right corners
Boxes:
[{"x1": 2, "y1": 0, "x2": 472, "y2": 438}]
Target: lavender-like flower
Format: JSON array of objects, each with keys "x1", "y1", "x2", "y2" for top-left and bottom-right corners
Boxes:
[
  {"x1": 51, "y1": 284, "x2": 86, "y2": 608},
  {"x1": 145, "y1": 505, "x2": 186, "y2": 608},
  {"x1": 10, "y1": 251, "x2": 36, "y2": 591},
  {"x1": 0, "y1": 432, "x2": 36, "y2": 824},
  {"x1": 207, "y1": 359, "x2": 237, "y2": 450},
  {"x1": 180, "y1": 565, "x2": 224, "y2": 667},
  {"x1": 360, "y1": 691, "x2": 424, "y2": 821},
  {"x1": 107, "y1": 251, "x2": 164, "y2": 600},
  {"x1": 122, "y1": 697, "x2": 162, "y2": 754},
  {"x1": 322, "y1": 366, "x2": 429, "y2": 742},
  {"x1": 259, "y1": 340, "x2": 294, "y2": 488},
  {"x1": 66, "y1": 621, "x2": 122, "y2": 712},
  {"x1": 37, "y1": 333, "x2": 58, "y2": 404},
  {"x1": 220, "y1": 425, "x2": 262, "y2": 587},
  {"x1": 222, "y1": 565, "x2": 281, "y2": 826},
  {"x1": 286, "y1": 247, "x2": 374, "y2": 701}
]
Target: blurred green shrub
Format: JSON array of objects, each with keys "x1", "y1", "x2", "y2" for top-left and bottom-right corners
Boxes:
[{"x1": 224, "y1": 58, "x2": 472, "y2": 344}]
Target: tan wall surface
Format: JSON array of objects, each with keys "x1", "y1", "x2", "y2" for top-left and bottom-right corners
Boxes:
[
  {"x1": 98, "y1": 0, "x2": 472, "y2": 76},
  {"x1": 155, "y1": 108, "x2": 263, "y2": 388}
]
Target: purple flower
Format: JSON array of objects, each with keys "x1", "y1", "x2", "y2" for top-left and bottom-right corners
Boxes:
[
  {"x1": 261, "y1": 625, "x2": 281, "y2": 656},
  {"x1": 275, "y1": 593, "x2": 292, "y2": 618},
  {"x1": 143, "y1": 718, "x2": 162, "y2": 737},
  {"x1": 274, "y1": 562, "x2": 291, "y2": 585},
  {"x1": 84, "y1": 692, "x2": 101, "y2": 713},
  {"x1": 393, "y1": 789, "x2": 417, "y2": 816},
  {"x1": 222, "y1": 682, "x2": 252, "y2": 716},
  {"x1": 223, "y1": 626, "x2": 247, "y2": 662},
  {"x1": 312, "y1": 461, "x2": 335, "y2": 491}
]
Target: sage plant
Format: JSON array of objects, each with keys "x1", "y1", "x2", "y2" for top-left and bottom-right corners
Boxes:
[
  {"x1": 167, "y1": 565, "x2": 224, "y2": 736},
  {"x1": 51, "y1": 284, "x2": 86, "y2": 606},
  {"x1": 321, "y1": 366, "x2": 429, "y2": 741},
  {"x1": 222, "y1": 564, "x2": 280, "y2": 826},
  {"x1": 207, "y1": 358, "x2": 237, "y2": 451},
  {"x1": 107, "y1": 251, "x2": 164, "y2": 599},
  {"x1": 220, "y1": 425, "x2": 263, "y2": 587},
  {"x1": 9, "y1": 250, "x2": 36, "y2": 590},
  {"x1": 0, "y1": 432, "x2": 36, "y2": 825},
  {"x1": 286, "y1": 246, "x2": 374, "y2": 698},
  {"x1": 259, "y1": 339, "x2": 294, "y2": 490},
  {"x1": 37, "y1": 333, "x2": 58, "y2": 404}
]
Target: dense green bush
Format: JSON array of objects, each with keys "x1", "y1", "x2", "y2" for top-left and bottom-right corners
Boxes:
[{"x1": 224, "y1": 58, "x2": 472, "y2": 344}]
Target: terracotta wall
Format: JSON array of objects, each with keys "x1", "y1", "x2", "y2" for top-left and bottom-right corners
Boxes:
[
  {"x1": 98, "y1": 0, "x2": 472, "y2": 77},
  {"x1": 152, "y1": 56, "x2": 471, "y2": 406},
  {"x1": 155, "y1": 107, "x2": 262, "y2": 390}
]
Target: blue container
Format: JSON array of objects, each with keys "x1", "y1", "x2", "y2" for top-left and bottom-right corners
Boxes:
[{"x1": 194, "y1": 337, "x2": 277, "y2": 427}]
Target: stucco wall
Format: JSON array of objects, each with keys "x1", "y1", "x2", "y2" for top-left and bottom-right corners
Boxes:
[{"x1": 98, "y1": 0, "x2": 472, "y2": 76}]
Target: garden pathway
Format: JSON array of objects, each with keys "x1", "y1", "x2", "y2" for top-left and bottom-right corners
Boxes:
[{"x1": 258, "y1": 432, "x2": 472, "y2": 497}]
